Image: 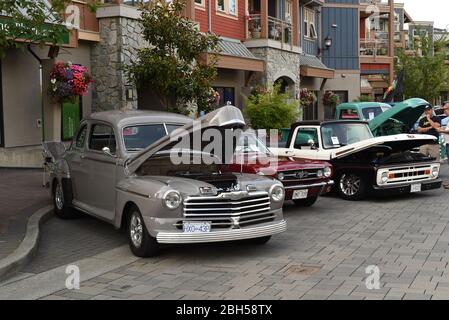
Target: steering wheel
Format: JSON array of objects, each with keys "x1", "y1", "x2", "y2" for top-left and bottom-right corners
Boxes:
[{"x1": 347, "y1": 137, "x2": 359, "y2": 145}]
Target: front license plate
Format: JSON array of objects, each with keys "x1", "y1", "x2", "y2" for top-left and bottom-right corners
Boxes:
[
  {"x1": 292, "y1": 189, "x2": 308, "y2": 200},
  {"x1": 410, "y1": 184, "x2": 422, "y2": 193},
  {"x1": 183, "y1": 222, "x2": 211, "y2": 233}
]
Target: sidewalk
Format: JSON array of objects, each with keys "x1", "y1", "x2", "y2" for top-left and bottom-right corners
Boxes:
[{"x1": 0, "y1": 169, "x2": 51, "y2": 260}]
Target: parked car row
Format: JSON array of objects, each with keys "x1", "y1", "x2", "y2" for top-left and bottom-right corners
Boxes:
[{"x1": 44, "y1": 100, "x2": 443, "y2": 257}]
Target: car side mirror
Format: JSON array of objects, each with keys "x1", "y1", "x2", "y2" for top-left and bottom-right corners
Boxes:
[
  {"x1": 102, "y1": 146, "x2": 116, "y2": 158},
  {"x1": 308, "y1": 139, "x2": 317, "y2": 150}
]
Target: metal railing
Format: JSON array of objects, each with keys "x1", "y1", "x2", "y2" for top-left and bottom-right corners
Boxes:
[
  {"x1": 247, "y1": 14, "x2": 292, "y2": 46},
  {"x1": 360, "y1": 38, "x2": 389, "y2": 56}
]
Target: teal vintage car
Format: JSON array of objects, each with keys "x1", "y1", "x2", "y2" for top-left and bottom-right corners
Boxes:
[
  {"x1": 369, "y1": 98, "x2": 446, "y2": 160},
  {"x1": 369, "y1": 98, "x2": 430, "y2": 137},
  {"x1": 335, "y1": 102, "x2": 392, "y2": 122}
]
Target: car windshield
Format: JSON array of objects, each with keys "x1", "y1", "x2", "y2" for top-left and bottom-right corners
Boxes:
[
  {"x1": 122, "y1": 124, "x2": 183, "y2": 152},
  {"x1": 361, "y1": 107, "x2": 386, "y2": 121},
  {"x1": 321, "y1": 123, "x2": 373, "y2": 149},
  {"x1": 235, "y1": 133, "x2": 273, "y2": 156}
]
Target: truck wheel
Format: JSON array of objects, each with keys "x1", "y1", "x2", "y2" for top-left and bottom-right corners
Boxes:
[
  {"x1": 336, "y1": 173, "x2": 367, "y2": 201},
  {"x1": 128, "y1": 207, "x2": 160, "y2": 257},
  {"x1": 293, "y1": 196, "x2": 318, "y2": 207},
  {"x1": 53, "y1": 180, "x2": 77, "y2": 219}
]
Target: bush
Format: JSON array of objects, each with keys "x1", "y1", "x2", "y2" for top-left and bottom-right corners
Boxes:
[
  {"x1": 244, "y1": 85, "x2": 299, "y2": 130},
  {"x1": 353, "y1": 95, "x2": 372, "y2": 102}
]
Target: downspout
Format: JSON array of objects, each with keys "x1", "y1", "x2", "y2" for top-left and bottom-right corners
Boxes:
[
  {"x1": 27, "y1": 45, "x2": 45, "y2": 142},
  {"x1": 208, "y1": 0, "x2": 212, "y2": 32}
]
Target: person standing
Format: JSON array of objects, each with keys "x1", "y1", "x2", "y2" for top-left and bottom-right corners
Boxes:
[
  {"x1": 417, "y1": 105, "x2": 441, "y2": 161},
  {"x1": 438, "y1": 102, "x2": 449, "y2": 164}
]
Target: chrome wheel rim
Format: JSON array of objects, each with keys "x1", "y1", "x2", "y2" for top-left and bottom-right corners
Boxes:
[
  {"x1": 55, "y1": 183, "x2": 64, "y2": 211},
  {"x1": 130, "y1": 213, "x2": 143, "y2": 248},
  {"x1": 340, "y1": 174, "x2": 361, "y2": 196}
]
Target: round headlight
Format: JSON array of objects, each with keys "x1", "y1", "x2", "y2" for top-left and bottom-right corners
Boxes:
[
  {"x1": 324, "y1": 167, "x2": 332, "y2": 178},
  {"x1": 162, "y1": 190, "x2": 182, "y2": 209},
  {"x1": 432, "y1": 166, "x2": 439, "y2": 178},
  {"x1": 317, "y1": 170, "x2": 323, "y2": 178},
  {"x1": 277, "y1": 172, "x2": 285, "y2": 181},
  {"x1": 270, "y1": 185, "x2": 285, "y2": 202},
  {"x1": 381, "y1": 172, "x2": 388, "y2": 184}
]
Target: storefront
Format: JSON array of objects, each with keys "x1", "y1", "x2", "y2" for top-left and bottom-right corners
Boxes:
[{"x1": 0, "y1": 2, "x2": 99, "y2": 167}]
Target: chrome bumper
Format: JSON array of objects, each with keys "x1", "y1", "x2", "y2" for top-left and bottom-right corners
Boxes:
[
  {"x1": 283, "y1": 180, "x2": 334, "y2": 190},
  {"x1": 156, "y1": 220, "x2": 287, "y2": 244}
]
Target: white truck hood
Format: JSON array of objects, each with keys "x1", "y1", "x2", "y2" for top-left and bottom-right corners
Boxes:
[{"x1": 271, "y1": 134, "x2": 437, "y2": 161}]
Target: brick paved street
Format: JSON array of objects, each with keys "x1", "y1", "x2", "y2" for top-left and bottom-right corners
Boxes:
[
  {"x1": 1, "y1": 166, "x2": 448, "y2": 300},
  {"x1": 0, "y1": 169, "x2": 50, "y2": 260}
]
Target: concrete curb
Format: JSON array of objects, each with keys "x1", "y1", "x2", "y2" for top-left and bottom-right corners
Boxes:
[{"x1": 0, "y1": 205, "x2": 53, "y2": 281}]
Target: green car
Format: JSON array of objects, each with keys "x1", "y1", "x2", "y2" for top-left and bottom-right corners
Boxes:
[
  {"x1": 335, "y1": 102, "x2": 392, "y2": 122},
  {"x1": 368, "y1": 98, "x2": 430, "y2": 137}
]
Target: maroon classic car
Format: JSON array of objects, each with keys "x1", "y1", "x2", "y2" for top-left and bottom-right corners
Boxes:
[{"x1": 221, "y1": 132, "x2": 334, "y2": 206}]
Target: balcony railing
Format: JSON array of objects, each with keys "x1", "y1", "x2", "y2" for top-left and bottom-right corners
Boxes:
[
  {"x1": 247, "y1": 14, "x2": 292, "y2": 46},
  {"x1": 360, "y1": 38, "x2": 389, "y2": 56}
]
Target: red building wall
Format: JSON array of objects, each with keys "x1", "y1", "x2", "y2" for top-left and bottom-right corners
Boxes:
[{"x1": 195, "y1": 0, "x2": 246, "y2": 41}]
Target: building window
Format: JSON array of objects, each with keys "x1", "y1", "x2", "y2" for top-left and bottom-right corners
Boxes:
[
  {"x1": 89, "y1": 124, "x2": 117, "y2": 154},
  {"x1": 213, "y1": 87, "x2": 235, "y2": 107},
  {"x1": 304, "y1": 8, "x2": 317, "y2": 39},
  {"x1": 217, "y1": 0, "x2": 238, "y2": 17},
  {"x1": 195, "y1": 0, "x2": 205, "y2": 6},
  {"x1": 61, "y1": 97, "x2": 82, "y2": 141}
]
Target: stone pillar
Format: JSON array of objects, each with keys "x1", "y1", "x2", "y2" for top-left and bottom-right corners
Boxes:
[
  {"x1": 92, "y1": 5, "x2": 144, "y2": 111},
  {"x1": 261, "y1": 0, "x2": 269, "y2": 39}
]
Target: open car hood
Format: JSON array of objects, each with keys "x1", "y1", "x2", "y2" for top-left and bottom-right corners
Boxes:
[
  {"x1": 330, "y1": 134, "x2": 437, "y2": 160},
  {"x1": 127, "y1": 106, "x2": 246, "y2": 174},
  {"x1": 369, "y1": 98, "x2": 430, "y2": 134}
]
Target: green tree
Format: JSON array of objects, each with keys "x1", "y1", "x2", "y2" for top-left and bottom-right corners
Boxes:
[
  {"x1": 244, "y1": 84, "x2": 299, "y2": 131},
  {"x1": 126, "y1": 0, "x2": 220, "y2": 114},
  {"x1": 0, "y1": 0, "x2": 101, "y2": 58},
  {"x1": 395, "y1": 33, "x2": 449, "y2": 104}
]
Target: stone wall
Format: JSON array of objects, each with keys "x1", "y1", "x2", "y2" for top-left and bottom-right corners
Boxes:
[
  {"x1": 248, "y1": 47, "x2": 300, "y2": 96},
  {"x1": 91, "y1": 13, "x2": 145, "y2": 111}
]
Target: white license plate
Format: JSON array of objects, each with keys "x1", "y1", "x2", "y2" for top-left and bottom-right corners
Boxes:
[
  {"x1": 292, "y1": 189, "x2": 308, "y2": 200},
  {"x1": 183, "y1": 222, "x2": 211, "y2": 233},
  {"x1": 410, "y1": 184, "x2": 422, "y2": 193}
]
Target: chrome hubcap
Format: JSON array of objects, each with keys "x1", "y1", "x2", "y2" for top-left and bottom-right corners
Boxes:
[
  {"x1": 55, "y1": 183, "x2": 64, "y2": 210},
  {"x1": 130, "y1": 213, "x2": 143, "y2": 248},
  {"x1": 340, "y1": 174, "x2": 361, "y2": 196}
]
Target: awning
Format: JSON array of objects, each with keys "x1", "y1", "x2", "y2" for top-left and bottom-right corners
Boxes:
[
  {"x1": 300, "y1": 54, "x2": 335, "y2": 79},
  {"x1": 206, "y1": 38, "x2": 265, "y2": 72}
]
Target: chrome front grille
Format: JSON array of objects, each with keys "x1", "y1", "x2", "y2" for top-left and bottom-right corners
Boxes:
[
  {"x1": 281, "y1": 169, "x2": 320, "y2": 181},
  {"x1": 379, "y1": 164, "x2": 438, "y2": 185},
  {"x1": 177, "y1": 192, "x2": 274, "y2": 230}
]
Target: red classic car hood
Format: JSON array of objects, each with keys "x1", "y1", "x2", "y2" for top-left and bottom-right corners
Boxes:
[{"x1": 232, "y1": 153, "x2": 329, "y2": 175}]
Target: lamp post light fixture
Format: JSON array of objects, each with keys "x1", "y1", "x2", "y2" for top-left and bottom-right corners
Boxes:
[{"x1": 324, "y1": 36, "x2": 333, "y2": 49}]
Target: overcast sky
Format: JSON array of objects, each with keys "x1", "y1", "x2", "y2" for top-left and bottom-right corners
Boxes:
[{"x1": 400, "y1": 0, "x2": 449, "y2": 29}]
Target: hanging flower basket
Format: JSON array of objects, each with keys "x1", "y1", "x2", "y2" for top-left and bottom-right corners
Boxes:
[
  {"x1": 299, "y1": 88, "x2": 317, "y2": 108},
  {"x1": 323, "y1": 90, "x2": 339, "y2": 107},
  {"x1": 49, "y1": 61, "x2": 93, "y2": 103}
]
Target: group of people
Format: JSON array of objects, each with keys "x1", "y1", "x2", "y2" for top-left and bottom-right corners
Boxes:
[{"x1": 417, "y1": 102, "x2": 449, "y2": 164}]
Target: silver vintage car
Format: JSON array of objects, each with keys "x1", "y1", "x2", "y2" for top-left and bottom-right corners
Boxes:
[{"x1": 46, "y1": 106, "x2": 287, "y2": 257}]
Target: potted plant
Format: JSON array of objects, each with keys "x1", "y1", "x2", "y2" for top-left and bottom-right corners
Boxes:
[
  {"x1": 322, "y1": 90, "x2": 340, "y2": 119},
  {"x1": 299, "y1": 88, "x2": 317, "y2": 109},
  {"x1": 49, "y1": 61, "x2": 93, "y2": 103},
  {"x1": 252, "y1": 26, "x2": 261, "y2": 39}
]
